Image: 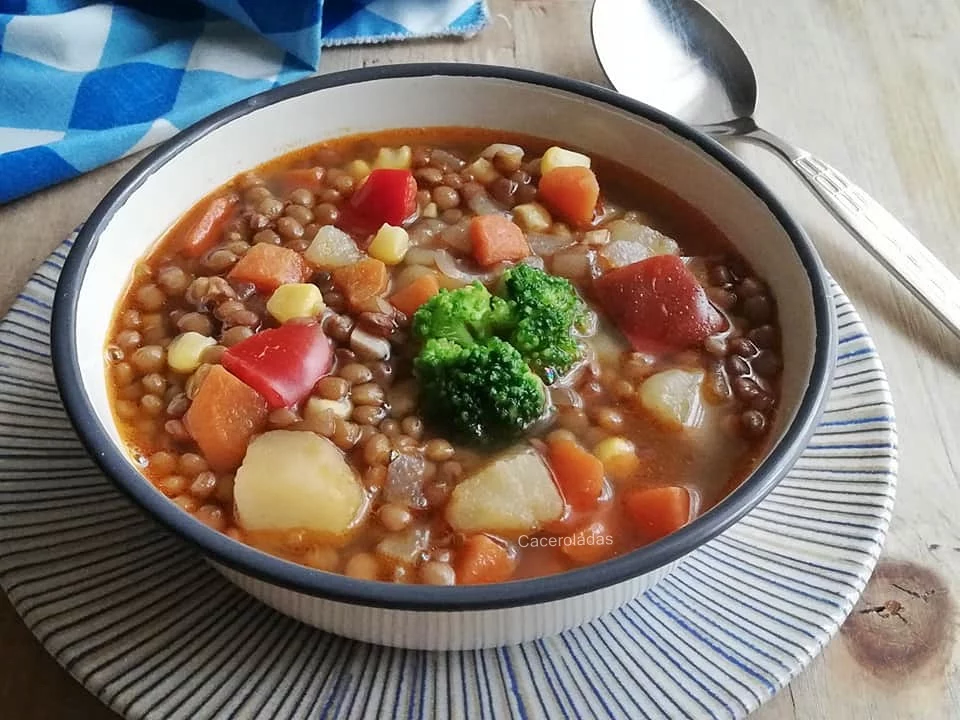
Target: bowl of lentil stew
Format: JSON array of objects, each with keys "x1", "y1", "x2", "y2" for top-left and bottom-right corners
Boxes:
[{"x1": 52, "y1": 64, "x2": 834, "y2": 650}]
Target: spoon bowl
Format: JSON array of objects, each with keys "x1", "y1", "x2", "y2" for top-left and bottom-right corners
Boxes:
[{"x1": 592, "y1": 0, "x2": 960, "y2": 339}]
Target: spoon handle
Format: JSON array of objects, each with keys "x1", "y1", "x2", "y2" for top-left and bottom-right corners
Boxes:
[{"x1": 746, "y1": 128, "x2": 960, "y2": 339}]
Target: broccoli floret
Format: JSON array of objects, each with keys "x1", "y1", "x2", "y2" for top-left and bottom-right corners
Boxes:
[
  {"x1": 415, "y1": 337, "x2": 545, "y2": 443},
  {"x1": 412, "y1": 282, "x2": 512, "y2": 348},
  {"x1": 498, "y1": 264, "x2": 588, "y2": 381}
]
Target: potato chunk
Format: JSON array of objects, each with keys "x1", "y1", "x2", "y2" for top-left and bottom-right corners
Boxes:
[
  {"x1": 234, "y1": 430, "x2": 365, "y2": 537},
  {"x1": 446, "y1": 446, "x2": 564, "y2": 534},
  {"x1": 639, "y1": 369, "x2": 705, "y2": 429}
]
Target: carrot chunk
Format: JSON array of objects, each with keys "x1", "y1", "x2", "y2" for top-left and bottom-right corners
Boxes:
[
  {"x1": 332, "y1": 257, "x2": 388, "y2": 309},
  {"x1": 623, "y1": 486, "x2": 691, "y2": 544},
  {"x1": 227, "y1": 244, "x2": 309, "y2": 293},
  {"x1": 470, "y1": 215, "x2": 531, "y2": 267},
  {"x1": 538, "y1": 167, "x2": 600, "y2": 225},
  {"x1": 456, "y1": 534, "x2": 516, "y2": 585},
  {"x1": 560, "y1": 520, "x2": 616, "y2": 565},
  {"x1": 546, "y1": 437, "x2": 604, "y2": 510},
  {"x1": 389, "y1": 272, "x2": 441, "y2": 317},
  {"x1": 183, "y1": 365, "x2": 269, "y2": 472},
  {"x1": 180, "y1": 194, "x2": 239, "y2": 258}
]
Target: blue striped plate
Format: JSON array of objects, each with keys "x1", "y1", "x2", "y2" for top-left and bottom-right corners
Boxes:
[{"x1": 0, "y1": 234, "x2": 897, "y2": 719}]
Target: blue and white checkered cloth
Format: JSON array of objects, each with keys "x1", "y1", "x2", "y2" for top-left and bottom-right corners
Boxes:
[{"x1": 0, "y1": 0, "x2": 489, "y2": 204}]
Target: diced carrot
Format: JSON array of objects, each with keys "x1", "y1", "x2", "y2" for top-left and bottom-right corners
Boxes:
[
  {"x1": 538, "y1": 167, "x2": 600, "y2": 225},
  {"x1": 278, "y1": 167, "x2": 326, "y2": 193},
  {"x1": 183, "y1": 365, "x2": 269, "y2": 472},
  {"x1": 180, "y1": 194, "x2": 239, "y2": 258},
  {"x1": 332, "y1": 257, "x2": 388, "y2": 309},
  {"x1": 560, "y1": 520, "x2": 616, "y2": 565},
  {"x1": 389, "y1": 272, "x2": 441, "y2": 317},
  {"x1": 623, "y1": 486, "x2": 691, "y2": 544},
  {"x1": 456, "y1": 534, "x2": 516, "y2": 585},
  {"x1": 546, "y1": 437, "x2": 604, "y2": 510},
  {"x1": 470, "y1": 215, "x2": 531, "y2": 267},
  {"x1": 228, "y1": 244, "x2": 309, "y2": 293}
]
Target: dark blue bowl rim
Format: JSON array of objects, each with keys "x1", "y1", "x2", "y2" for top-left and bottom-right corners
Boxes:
[{"x1": 52, "y1": 63, "x2": 836, "y2": 612}]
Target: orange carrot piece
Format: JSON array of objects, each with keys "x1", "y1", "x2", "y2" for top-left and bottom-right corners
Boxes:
[
  {"x1": 538, "y1": 167, "x2": 600, "y2": 225},
  {"x1": 227, "y1": 243, "x2": 309, "y2": 293},
  {"x1": 456, "y1": 534, "x2": 516, "y2": 585},
  {"x1": 547, "y1": 437, "x2": 605, "y2": 511},
  {"x1": 180, "y1": 194, "x2": 239, "y2": 258},
  {"x1": 278, "y1": 167, "x2": 326, "y2": 192},
  {"x1": 389, "y1": 272, "x2": 441, "y2": 317},
  {"x1": 332, "y1": 257, "x2": 388, "y2": 309},
  {"x1": 183, "y1": 365, "x2": 269, "y2": 472},
  {"x1": 560, "y1": 520, "x2": 616, "y2": 565},
  {"x1": 470, "y1": 215, "x2": 531, "y2": 267},
  {"x1": 623, "y1": 486, "x2": 691, "y2": 544}
]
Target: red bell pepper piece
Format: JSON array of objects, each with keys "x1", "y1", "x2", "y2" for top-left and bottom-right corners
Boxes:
[
  {"x1": 338, "y1": 169, "x2": 417, "y2": 239},
  {"x1": 221, "y1": 323, "x2": 334, "y2": 409},
  {"x1": 594, "y1": 255, "x2": 725, "y2": 353}
]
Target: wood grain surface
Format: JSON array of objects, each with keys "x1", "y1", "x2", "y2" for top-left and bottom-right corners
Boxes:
[{"x1": 1, "y1": 1, "x2": 957, "y2": 717}]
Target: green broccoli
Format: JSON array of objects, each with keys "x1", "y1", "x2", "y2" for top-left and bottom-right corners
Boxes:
[
  {"x1": 498, "y1": 263, "x2": 589, "y2": 382},
  {"x1": 415, "y1": 337, "x2": 545, "y2": 442},
  {"x1": 411, "y1": 282, "x2": 512, "y2": 348}
]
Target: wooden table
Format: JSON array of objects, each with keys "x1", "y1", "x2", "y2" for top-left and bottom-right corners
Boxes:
[{"x1": 2, "y1": 1, "x2": 958, "y2": 717}]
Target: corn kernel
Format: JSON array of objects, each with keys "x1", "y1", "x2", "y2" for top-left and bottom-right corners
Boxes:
[
  {"x1": 305, "y1": 396, "x2": 352, "y2": 421},
  {"x1": 373, "y1": 146, "x2": 412, "y2": 170},
  {"x1": 422, "y1": 202, "x2": 439, "y2": 219},
  {"x1": 367, "y1": 224, "x2": 410, "y2": 265},
  {"x1": 344, "y1": 159, "x2": 371, "y2": 181},
  {"x1": 467, "y1": 157, "x2": 499, "y2": 184},
  {"x1": 512, "y1": 202, "x2": 553, "y2": 232},
  {"x1": 167, "y1": 332, "x2": 216, "y2": 374},
  {"x1": 541, "y1": 146, "x2": 592, "y2": 176},
  {"x1": 593, "y1": 437, "x2": 640, "y2": 481},
  {"x1": 266, "y1": 283, "x2": 325, "y2": 323}
]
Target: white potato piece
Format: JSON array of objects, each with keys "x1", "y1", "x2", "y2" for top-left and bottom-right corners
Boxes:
[
  {"x1": 446, "y1": 446, "x2": 564, "y2": 534},
  {"x1": 639, "y1": 369, "x2": 706, "y2": 429},
  {"x1": 605, "y1": 221, "x2": 679, "y2": 260},
  {"x1": 540, "y1": 146, "x2": 591, "y2": 175},
  {"x1": 234, "y1": 430, "x2": 364, "y2": 536}
]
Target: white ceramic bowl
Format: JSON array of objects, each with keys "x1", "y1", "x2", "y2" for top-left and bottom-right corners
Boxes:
[{"x1": 53, "y1": 65, "x2": 836, "y2": 651}]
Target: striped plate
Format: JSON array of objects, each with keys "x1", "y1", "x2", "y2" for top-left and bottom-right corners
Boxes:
[{"x1": 0, "y1": 235, "x2": 896, "y2": 720}]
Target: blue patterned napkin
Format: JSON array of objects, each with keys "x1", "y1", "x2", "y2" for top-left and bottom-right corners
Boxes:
[{"x1": 0, "y1": 0, "x2": 489, "y2": 204}]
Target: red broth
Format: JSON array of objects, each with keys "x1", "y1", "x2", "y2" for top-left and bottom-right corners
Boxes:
[{"x1": 105, "y1": 128, "x2": 781, "y2": 585}]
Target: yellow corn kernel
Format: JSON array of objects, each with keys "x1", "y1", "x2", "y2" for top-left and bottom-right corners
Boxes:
[
  {"x1": 512, "y1": 202, "x2": 553, "y2": 232},
  {"x1": 467, "y1": 157, "x2": 499, "y2": 184},
  {"x1": 167, "y1": 332, "x2": 216, "y2": 374},
  {"x1": 540, "y1": 146, "x2": 592, "y2": 175},
  {"x1": 367, "y1": 224, "x2": 410, "y2": 265},
  {"x1": 373, "y1": 146, "x2": 412, "y2": 170},
  {"x1": 266, "y1": 283, "x2": 325, "y2": 324},
  {"x1": 344, "y1": 159, "x2": 371, "y2": 181},
  {"x1": 593, "y1": 437, "x2": 641, "y2": 482},
  {"x1": 305, "y1": 396, "x2": 352, "y2": 421}
]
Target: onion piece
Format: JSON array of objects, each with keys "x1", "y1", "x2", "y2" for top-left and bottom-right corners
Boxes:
[
  {"x1": 439, "y1": 218, "x2": 473, "y2": 252},
  {"x1": 408, "y1": 218, "x2": 447, "y2": 246},
  {"x1": 550, "y1": 246, "x2": 596, "y2": 281},
  {"x1": 429, "y1": 149, "x2": 466, "y2": 172},
  {"x1": 435, "y1": 249, "x2": 508, "y2": 285},
  {"x1": 520, "y1": 255, "x2": 546, "y2": 271},
  {"x1": 385, "y1": 452, "x2": 427, "y2": 509},
  {"x1": 549, "y1": 384, "x2": 583, "y2": 409},
  {"x1": 462, "y1": 183, "x2": 507, "y2": 216},
  {"x1": 527, "y1": 232, "x2": 574, "y2": 256},
  {"x1": 403, "y1": 247, "x2": 438, "y2": 266}
]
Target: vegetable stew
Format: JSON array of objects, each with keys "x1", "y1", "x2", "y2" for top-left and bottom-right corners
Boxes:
[{"x1": 105, "y1": 128, "x2": 781, "y2": 585}]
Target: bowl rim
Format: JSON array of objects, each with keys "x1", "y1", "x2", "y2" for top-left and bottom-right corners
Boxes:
[{"x1": 52, "y1": 63, "x2": 836, "y2": 612}]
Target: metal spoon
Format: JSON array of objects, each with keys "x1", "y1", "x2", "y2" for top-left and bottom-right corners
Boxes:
[{"x1": 591, "y1": 0, "x2": 960, "y2": 337}]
